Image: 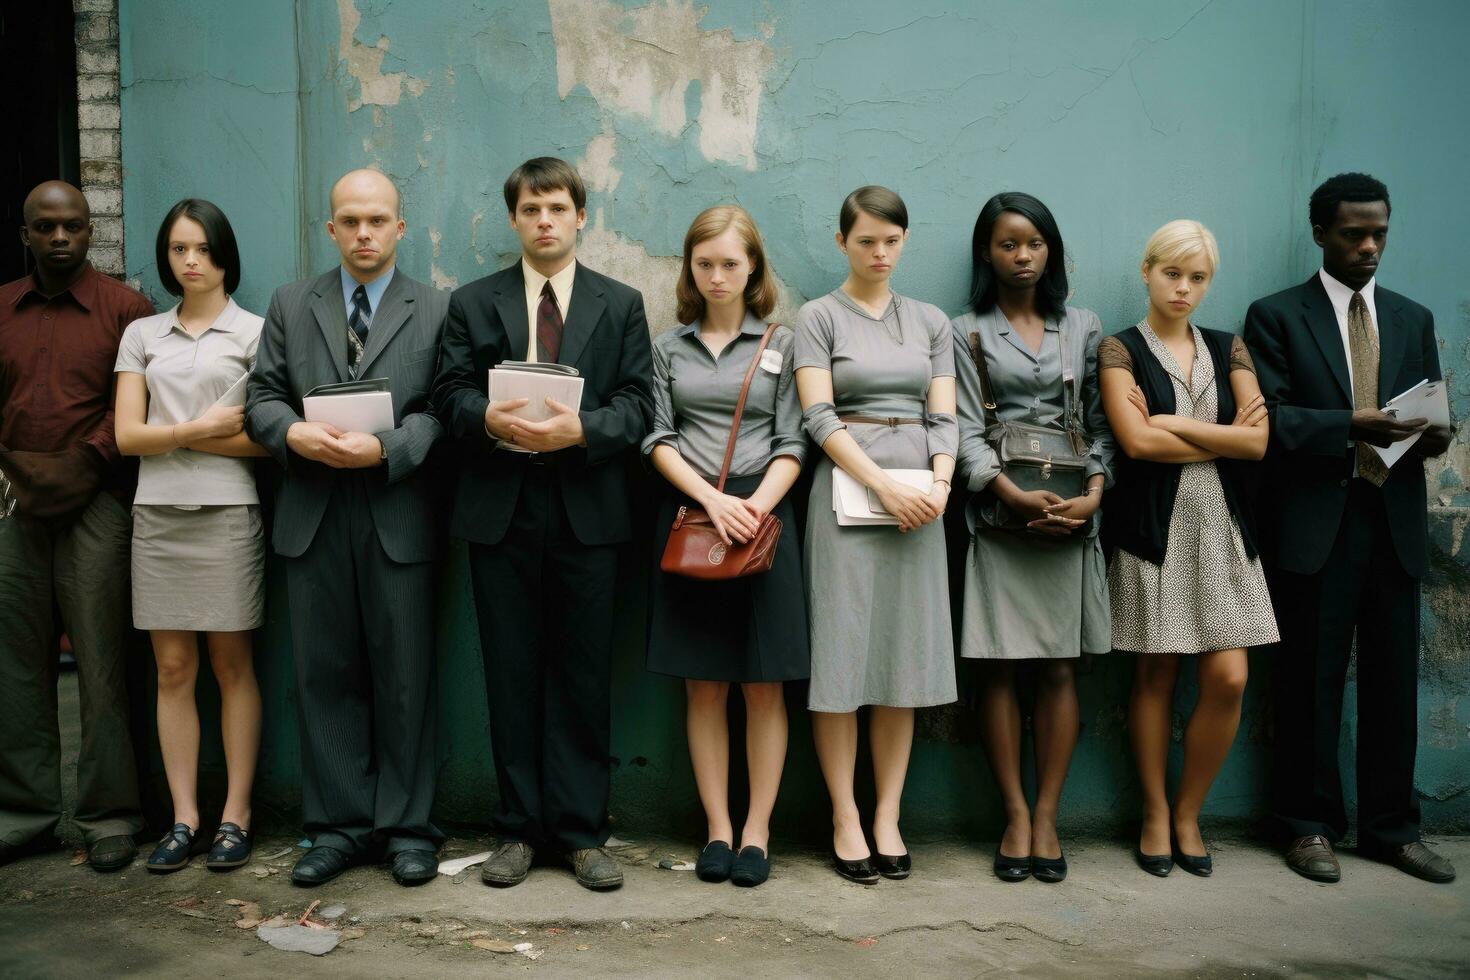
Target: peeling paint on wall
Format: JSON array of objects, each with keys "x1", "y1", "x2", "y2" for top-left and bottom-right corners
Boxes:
[
  {"x1": 337, "y1": 0, "x2": 430, "y2": 110},
  {"x1": 547, "y1": 0, "x2": 773, "y2": 169}
]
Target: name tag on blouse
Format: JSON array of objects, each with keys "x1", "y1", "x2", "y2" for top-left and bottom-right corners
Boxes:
[{"x1": 759, "y1": 349, "x2": 783, "y2": 374}]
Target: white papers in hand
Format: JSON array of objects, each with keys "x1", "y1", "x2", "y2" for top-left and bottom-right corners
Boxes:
[
  {"x1": 213, "y1": 372, "x2": 249, "y2": 408},
  {"x1": 489, "y1": 362, "x2": 584, "y2": 423},
  {"x1": 303, "y1": 379, "x2": 395, "y2": 434},
  {"x1": 832, "y1": 467, "x2": 933, "y2": 526},
  {"x1": 1373, "y1": 379, "x2": 1449, "y2": 468}
]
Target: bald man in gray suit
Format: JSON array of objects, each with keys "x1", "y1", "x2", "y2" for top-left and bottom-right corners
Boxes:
[{"x1": 247, "y1": 170, "x2": 448, "y2": 887}]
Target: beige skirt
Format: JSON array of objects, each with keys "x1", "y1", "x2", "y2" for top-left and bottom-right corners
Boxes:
[{"x1": 131, "y1": 504, "x2": 264, "y2": 632}]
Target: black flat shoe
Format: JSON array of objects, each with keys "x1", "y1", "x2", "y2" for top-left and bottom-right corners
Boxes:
[
  {"x1": 696, "y1": 840, "x2": 734, "y2": 882},
  {"x1": 291, "y1": 845, "x2": 352, "y2": 886},
  {"x1": 391, "y1": 849, "x2": 438, "y2": 886},
  {"x1": 1173, "y1": 847, "x2": 1212, "y2": 877},
  {"x1": 994, "y1": 847, "x2": 1031, "y2": 882},
  {"x1": 873, "y1": 851, "x2": 911, "y2": 880},
  {"x1": 1135, "y1": 846, "x2": 1173, "y2": 877},
  {"x1": 147, "y1": 824, "x2": 196, "y2": 873},
  {"x1": 1032, "y1": 851, "x2": 1067, "y2": 884},
  {"x1": 730, "y1": 845, "x2": 770, "y2": 887},
  {"x1": 831, "y1": 850, "x2": 880, "y2": 885},
  {"x1": 205, "y1": 822, "x2": 252, "y2": 870}
]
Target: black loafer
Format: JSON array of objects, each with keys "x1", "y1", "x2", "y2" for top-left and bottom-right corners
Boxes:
[
  {"x1": 730, "y1": 845, "x2": 770, "y2": 887},
  {"x1": 873, "y1": 851, "x2": 911, "y2": 880},
  {"x1": 205, "y1": 822, "x2": 252, "y2": 870},
  {"x1": 1173, "y1": 847, "x2": 1212, "y2": 877},
  {"x1": 832, "y1": 850, "x2": 880, "y2": 885},
  {"x1": 89, "y1": 834, "x2": 138, "y2": 872},
  {"x1": 391, "y1": 849, "x2": 438, "y2": 886},
  {"x1": 1032, "y1": 851, "x2": 1067, "y2": 884},
  {"x1": 1135, "y1": 846, "x2": 1173, "y2": 877},
  {"x1": 994, "y1": 847, "x2": 1031, "y2": 882},
  {"x1": 696, "y1": 840, "x2": 734, "y2": 882},
  {"x1": 291, "y1": 845, "x2": 351, "y2": 886},
  {"x1": 147, "y1": 824, "x2": 195, "y2": 873}
]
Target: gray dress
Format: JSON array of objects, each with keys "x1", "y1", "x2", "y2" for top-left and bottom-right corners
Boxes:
[
  {"x1": 951, "y1": 307, "x2": 1116, "y2": 660},
  {"x1": 1102, "y1": 323, "x2": 1279, "y2": 654},
  {"x1": 796, "y1": 289, "x2": 958, "y2": 711}
]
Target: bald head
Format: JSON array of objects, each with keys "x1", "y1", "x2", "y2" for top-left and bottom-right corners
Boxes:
[
  {"x1": 326, "y1": 169, "x2": 405, "y2": 281},
  {"x1": 329, "y1": 169, "x2": 400, "y2": 218},
  {"x1": 23, "y1": 180, "x2": 89, "y2": 224},
  {"x1": 20, "y1": 180, "x2": 93, "y2": 284}
]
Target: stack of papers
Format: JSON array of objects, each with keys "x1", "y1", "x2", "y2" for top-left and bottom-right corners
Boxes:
[
  {"x1": 303, "y1": 377, "x2": 395, "y2": 433},
  {"x1": 832, "y1": 468, "x2": 934, "y2": 526},
  {"x1": 1374, "y1": 378, "x2": 1451, "y2": 468}
]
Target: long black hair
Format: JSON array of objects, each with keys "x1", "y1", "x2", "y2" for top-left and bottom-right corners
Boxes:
[{"x1": 967, "y1": 191, "x2": 1068, "y2": 320}]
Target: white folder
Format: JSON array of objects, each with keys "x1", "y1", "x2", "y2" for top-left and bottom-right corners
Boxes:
[
  {"x1": 213, "y1": 372, "x2": 249, "y2": 408},
  {"x1": 488, "y1": 362, "x2": 584, "y2": 423},
  {"x1": 1373, "y1": 379, "x2": 1450, "y2": 468},
  {"x1": 832, "y1": 467, "x2": 934, "y2": 526},
  {"x1": 302, "y1": 378, "x2": 395, "y2": 434}
]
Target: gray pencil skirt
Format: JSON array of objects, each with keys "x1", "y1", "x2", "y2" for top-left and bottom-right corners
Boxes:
[{"x1": 131, "y1": 504, "x2": 265, "y2": 632}]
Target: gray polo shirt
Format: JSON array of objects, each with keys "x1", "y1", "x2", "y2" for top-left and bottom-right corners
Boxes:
[
  {"x1": 114, "y1": 298, "x2": 264, "y2": 506},
  {"x1": 642, "y1": 312, "x2": 806, "y2": 481}
]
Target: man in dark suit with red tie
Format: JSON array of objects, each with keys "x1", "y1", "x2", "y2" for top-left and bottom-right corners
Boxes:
[
  {"x1": 432, "y1": 158, "x2": 652, "y2": 890},
  {"x1": 1245, "y1": 172, "x2": 1454, "y2": 884}
]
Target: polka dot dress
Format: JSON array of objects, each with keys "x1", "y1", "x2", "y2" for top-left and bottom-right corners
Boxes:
[{"x1": 1107, "y1": 323, "x2": 1279, "y2": 654}]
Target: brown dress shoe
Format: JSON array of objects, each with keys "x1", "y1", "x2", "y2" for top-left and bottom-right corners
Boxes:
[
  {"x1": 1365, "y1": 841, "x2": 1456, "y2": 883},
  {"x1": 1285, "y1": 834, "x2": 1340, "y2": 882},
  {"x1": 88, "y1": 834, "x2": 138, "y2": 872},
  {"x1": 570, "y1": 846, "x2": 624, "y2": 890},
  {"x1": 480, "y1": 841, "x2": 534, "y2": 887}
]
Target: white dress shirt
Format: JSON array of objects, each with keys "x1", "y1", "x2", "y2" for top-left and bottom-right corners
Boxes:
[{"x1": 521, "y1": 257, "x2": 576, "y2": 363}]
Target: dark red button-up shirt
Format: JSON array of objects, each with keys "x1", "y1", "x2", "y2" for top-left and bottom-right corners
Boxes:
[{"x1": 0, "y1": 262, "x2": 155, "y2": 464}]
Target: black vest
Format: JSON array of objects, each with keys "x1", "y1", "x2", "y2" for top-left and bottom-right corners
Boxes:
[{"x1": 1102, "y1": 326, "x2": 1260, "y2": 565}]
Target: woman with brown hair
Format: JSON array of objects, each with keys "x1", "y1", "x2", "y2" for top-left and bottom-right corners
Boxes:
[{"x1": 644, "y1": 205, "x2": 808, "y2": 887}]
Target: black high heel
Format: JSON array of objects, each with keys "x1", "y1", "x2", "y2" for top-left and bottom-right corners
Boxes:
[
  {"x1": 1135, "y1": 845, "x2": 1174, "y2": 877},
  {"x1": 993, "y1": 846, "x2": 1031, "y2": 882},
  {"x1": 1172, "y1": 838, "x2": 1213, "y2": 877},
  {"x1": 831, "y1": 850, "x2": 880, "y2": 885},
  {"x1": 1031, "y1": 850, "x2": 1067, "y2": 884},
  {"x1": 872, "y1": 852, "x2": 911, "y2": 880}
]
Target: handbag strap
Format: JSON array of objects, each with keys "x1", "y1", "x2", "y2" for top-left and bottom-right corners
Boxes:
[
  {"x1": 966, "y1": 328, "x2": 1000, "y2": 430},
  {"x1": 713, "y1": 322, "x2": 780, "y2": 492}
]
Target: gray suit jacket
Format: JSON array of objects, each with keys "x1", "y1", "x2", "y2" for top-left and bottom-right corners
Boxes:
[{"x1": 246, "y1": 267, "x2": 449, "y2": 562}]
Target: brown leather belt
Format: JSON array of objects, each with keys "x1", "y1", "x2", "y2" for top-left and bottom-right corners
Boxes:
[{"x1": 838, "y1": 415, "x2": 923, "y2": 427}]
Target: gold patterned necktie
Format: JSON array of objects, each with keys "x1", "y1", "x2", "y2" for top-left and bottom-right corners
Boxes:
[{"x1": 1348, "y1": 292, "x2": 1389, "y2": 486}]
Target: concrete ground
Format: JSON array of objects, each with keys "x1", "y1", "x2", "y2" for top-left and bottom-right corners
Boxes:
[{"x1": 1, "y1": 675, "x2": 1466, "y2": 979}]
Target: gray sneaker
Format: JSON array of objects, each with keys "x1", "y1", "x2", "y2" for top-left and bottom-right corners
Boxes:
[
  {"x1": 480, "y1": 841, "x2": 534, "y2": 887},
  {"x1": 570, "y1": 846, "x2": 624, "y2": 890}
]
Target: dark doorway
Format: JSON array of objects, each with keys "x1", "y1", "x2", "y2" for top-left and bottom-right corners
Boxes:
[{"x1": 1, "y1": 4, "x2": 80, "y2": 285}]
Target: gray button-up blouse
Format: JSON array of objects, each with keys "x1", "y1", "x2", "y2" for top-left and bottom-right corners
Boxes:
[
  {"x1": 642, "y1": 312, "x2": 806, "y2": 481},
  {"x1": 950, "y1": 305, "x2": 1116, "y2": 497}
]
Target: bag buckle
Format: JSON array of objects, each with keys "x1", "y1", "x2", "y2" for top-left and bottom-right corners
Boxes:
[
  {"x1": 673, "y1": 505, "x2": 688, "y2": 529},
  {"x1": 1041, "y1": 460, "x2": 1053, "y2": 481}
]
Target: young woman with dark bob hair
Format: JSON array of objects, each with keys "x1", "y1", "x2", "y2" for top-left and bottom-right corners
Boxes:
[
  {"x1": 644, "y1": 205, "x2": 808, "y2": 888},
  {"x1": 795, "y1": 185, "x2": 958, "y2": 884},
  {"x1": 950, "y1": 192, "x2": 1115, "y2": 883},
  {"x1": 113, "y1": 199, "x2": 268, "y2": 873}
]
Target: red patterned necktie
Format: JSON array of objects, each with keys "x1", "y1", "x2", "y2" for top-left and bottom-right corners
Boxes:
[{"x1": 536, "y1": 280, "x2": 563, "y2": 363}]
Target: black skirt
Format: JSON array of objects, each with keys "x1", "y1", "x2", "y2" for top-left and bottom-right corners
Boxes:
[{"x1": 646, "y1": 473, "x2": 810, "y2": 682}]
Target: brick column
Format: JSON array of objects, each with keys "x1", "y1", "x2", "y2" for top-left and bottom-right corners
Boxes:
[{"x1": 74, "y1": 0, "x2": 124, "y2": 275}]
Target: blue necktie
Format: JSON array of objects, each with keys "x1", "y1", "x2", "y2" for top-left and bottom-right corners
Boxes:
[{"x1": 348, "y1": 284, "x2": 371, "y2": 372}]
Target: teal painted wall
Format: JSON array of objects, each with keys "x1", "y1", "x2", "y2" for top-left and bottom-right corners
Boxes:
[{"x1": 119, "y1": 0, "x2": 1470, "y2": 839}]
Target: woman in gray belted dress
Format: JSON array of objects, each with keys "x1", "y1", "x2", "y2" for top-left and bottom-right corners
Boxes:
[
  {"x1": 951, "y1": 193, "x2": 1116, "y2": 884},
  {"x1": 795, "y1": 186, "x2": 958, "y2": 884}
]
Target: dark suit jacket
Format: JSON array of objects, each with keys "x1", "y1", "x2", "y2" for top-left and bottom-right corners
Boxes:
[
  {"x1": 431, "y1": 261, "x2": 652, "y2": 547},
  {"x1": 1243, "y1": 274, "x2": 1441, "y2": 577},
  {"x1": 245, "y1": 267, "x2": 450, "y2": 563}
]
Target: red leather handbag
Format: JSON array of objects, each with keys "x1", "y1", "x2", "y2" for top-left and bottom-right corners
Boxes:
[{"x1": 659, "y1": 323, "x2": 783, "y2": 580}]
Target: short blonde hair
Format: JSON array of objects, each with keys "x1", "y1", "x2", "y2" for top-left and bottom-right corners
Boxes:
[
  {"x1": 1142, "y1": 219, "x2": 1220, "y2": 275},
  {"x1": 676, "y1": 205, "x2": 779, "y2": 325}
]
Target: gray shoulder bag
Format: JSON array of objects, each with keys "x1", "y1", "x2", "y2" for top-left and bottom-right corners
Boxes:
[{"x1": 968, "y1": 312, "x2": 1093, "y2": 532}]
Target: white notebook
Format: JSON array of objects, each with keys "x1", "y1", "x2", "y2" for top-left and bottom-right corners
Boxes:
[
  {"x1": 1374, "y1": 378, "x2": 1450, "y2": 468},
  {"x1": 302, "y1": 377, "x2": 395, "y2": 433},
  {"x1": 489, "y1": 362, "x2": 585, "y2": 453},
  {"x1": 831, "y1": 467, "x2": 934, "y2": 526}
]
